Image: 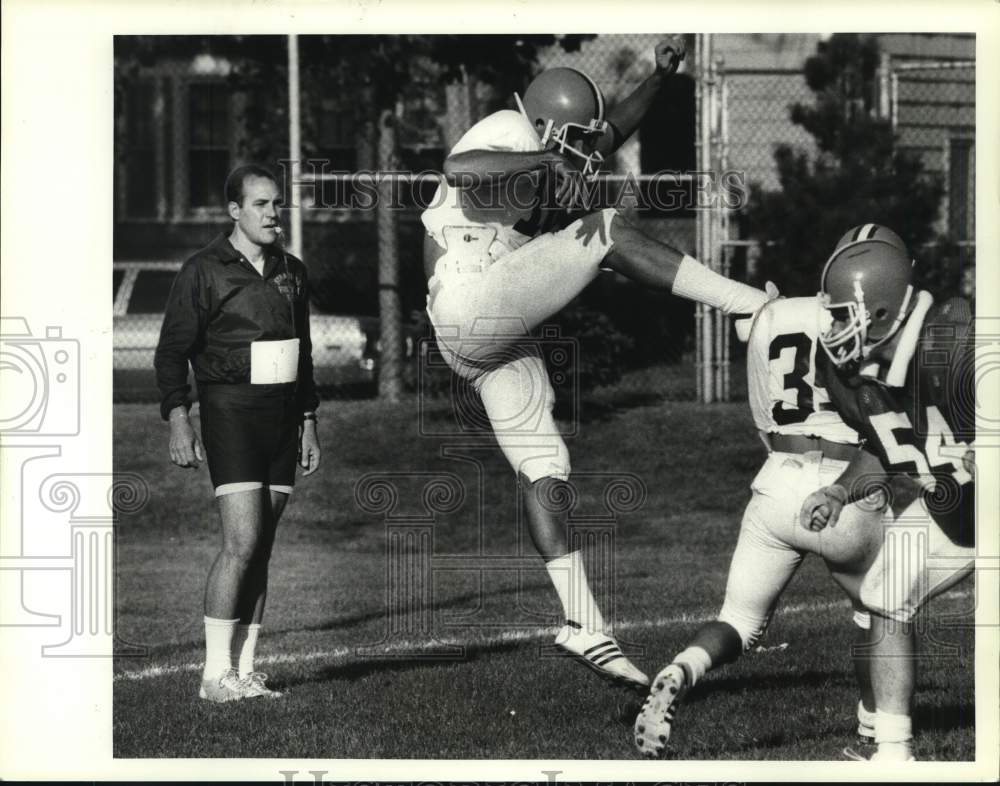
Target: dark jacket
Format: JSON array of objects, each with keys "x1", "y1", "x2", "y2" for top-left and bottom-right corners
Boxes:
[{"x1": 154, "y1": 233, "x2": 319, "y2": 420}]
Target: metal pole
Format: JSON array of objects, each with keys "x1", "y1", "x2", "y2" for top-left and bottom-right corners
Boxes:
[
  {"x1": 718, "y1": 59, "x2": 731, "y2": 402},
  {"x1": 699, "y1": 34, "x2": 715, "y2": 404},
  {"x1": 693, "y1": 34, "x2": 704, "y2": 404},
  {"x1": 878, "y1": 51, "x2": 892, "y2": 120},
  {"x1": 890, "y1": 71, "x2": 899, "y2": 131},
  {"x1": 287, "y1": 34, "x2": 303, "y2": 259},
  {"x1": 377, "y1": 109, "x2": 403, "y2": 402}
]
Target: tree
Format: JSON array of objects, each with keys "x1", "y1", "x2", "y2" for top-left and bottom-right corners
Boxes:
[
  {"x1": 115, "y1": 35, "x2": 594, "y2": 400},
  {"x1": 743, "y1": 34, "x2": 945, "y2": 296}
]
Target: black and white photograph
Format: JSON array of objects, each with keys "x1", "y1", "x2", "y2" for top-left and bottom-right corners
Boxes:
[{"x1": 2, "y1": 1, "x2": 998, "y2": 780}]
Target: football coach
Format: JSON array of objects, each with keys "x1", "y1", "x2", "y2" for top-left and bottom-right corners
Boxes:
[{"x1": 154, "y1": 163, "x2": 321, "y2": 702}]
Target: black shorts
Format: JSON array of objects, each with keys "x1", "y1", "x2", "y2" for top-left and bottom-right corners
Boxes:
[{"x1": 198, "y1": 383, "x2": 299, "y2": 495}]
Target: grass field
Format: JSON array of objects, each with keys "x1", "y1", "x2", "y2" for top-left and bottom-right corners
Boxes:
[{"x1": 112, "y1": 377, "x2": 975, "y2": 760}]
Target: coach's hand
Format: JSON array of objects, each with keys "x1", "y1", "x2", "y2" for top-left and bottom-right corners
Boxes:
[
  {"x1": 299, "y1": 421, "x2": 321, "y2": 476},
  {"x1": 168, "y1": 408, "x2": 204, "y2": 468},
  {"x1": 655, "y1": 36, "x2": 687, "y2": 76},
  {"x1": 799, "y1": 484, "x2": 848, "y2": 532}
]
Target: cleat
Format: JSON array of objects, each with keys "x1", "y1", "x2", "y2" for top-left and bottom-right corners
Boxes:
[
  {"x1": 633, "y1": 663, "x2": 685, "y2": 757},
  {"x1": 554, "y1": 622, "x2": 649, "y2": 690},
  {"x1": 198, "y1": 668, "x2": 245, "y2": 703},
  {"x1": 239, "y1": 671, "x2": 284, "y2": 699},
  {"x1": 856, "y1": 701, "x2": 876, "y2": 744}
]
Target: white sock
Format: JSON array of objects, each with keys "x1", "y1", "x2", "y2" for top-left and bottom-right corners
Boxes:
[
  {"x1": 203, "y1": 616, "x2": 238, "y2": 679},
  {"x1": 231, "y1": 623, "x2": 262, "y2": 678},
  {"x1": 546, "y1": 551, "x2": 605, "y2": 632},
  {"x1": 672, "y1": 645, "x2": 713, "y2": 688},
  {"x1": 671, "y1": 255, "x2": 769, "y2": 316},
  {"x1": 874, "y1": 710, "x2": 913, "y2": 756}
]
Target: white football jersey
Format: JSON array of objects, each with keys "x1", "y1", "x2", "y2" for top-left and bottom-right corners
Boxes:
[
  {"x1": 421, "y1": 109, "x2": 548, "y2": 260},
  {"x1": 747, "y1": 296, "x2": 858, "y2": 443}
]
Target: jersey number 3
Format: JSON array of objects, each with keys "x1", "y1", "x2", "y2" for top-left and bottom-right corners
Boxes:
[{"x1": 768, "y1": 332, "x2": 832, "y2": 425}]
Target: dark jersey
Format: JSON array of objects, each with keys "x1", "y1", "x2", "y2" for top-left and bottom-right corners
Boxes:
[
  {"x1": 823, "y1": 297, "x2": 975, "y2": 545},
  {"x1": 154, "y1": 233, "x2": 319, "y2": 421}
]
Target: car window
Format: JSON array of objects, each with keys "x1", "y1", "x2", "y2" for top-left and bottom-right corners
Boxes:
[
  {"x1": 126, "y1": 270, "x2": 178, "y2": 314},
  {"x1": 113, "y1": 269, "x2": 125, "y2": 301}
]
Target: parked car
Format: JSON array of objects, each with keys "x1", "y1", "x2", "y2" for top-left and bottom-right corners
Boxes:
[{"x1": 113, "y1": 261, "x2": 377, "y2": 400}]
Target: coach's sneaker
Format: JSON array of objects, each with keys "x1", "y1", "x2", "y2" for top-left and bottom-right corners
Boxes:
[
  {"x1": 198, "y1": 668, "x2": 245, "y2": 703},
  {"x1": 554, "y1": 622, "x2": 649, "y2": 690},
  {"x1": 633, "y1": 663, "x2": 686, "y2": 757},
  {"x1": 240, "y1": 671, "x2": 284, "y2": 699}
]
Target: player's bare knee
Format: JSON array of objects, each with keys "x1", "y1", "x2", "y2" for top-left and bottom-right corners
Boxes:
[{"x1": 220, "y1": 537, "x2": 258, "y2": 567}]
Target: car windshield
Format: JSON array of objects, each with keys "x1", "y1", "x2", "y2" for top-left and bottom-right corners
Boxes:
[{"x1": 127, "y1": 270, "x2": 178, "y2": 314}]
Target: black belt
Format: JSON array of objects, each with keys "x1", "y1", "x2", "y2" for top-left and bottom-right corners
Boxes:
[{"x1": 768, "y1": 433, "x2": 859, "y2": 462}]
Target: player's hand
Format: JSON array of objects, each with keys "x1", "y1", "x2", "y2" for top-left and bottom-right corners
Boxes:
[
  {"x1": 654, "y1": 36, "x2": 687, "y2": 76},
  {"x1": 548, "y1": 154, "x2": 585, "y2": 208},
  {"x1": 799, "y1": 484, "x2": 848, "y2": 531},
  {"x1": 168, "y1": 410, "x2": 203, "y2": 468},
  {"x1": 299, "y1": 421, "x2": 321, "y2": 476}
]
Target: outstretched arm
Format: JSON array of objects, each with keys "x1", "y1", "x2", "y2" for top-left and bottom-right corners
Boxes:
[
  {"x1": 595, "y1": 36, "x2": 686, "y2": 158},
  {"x1": 443, "y1": 148, "x2": 559, "y2": 186}
]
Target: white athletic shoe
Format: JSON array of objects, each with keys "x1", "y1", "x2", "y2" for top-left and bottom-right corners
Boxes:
[
  {"x1": 842, "y1": 745, "x2": 916, "y2": 762},
  {"x1": 198, "y1": 668, "x2": 245, "y2": 703},
  {"x1": 633, "y1": 663, "x2": 686, "y2": 757},
  {"x1": 856, "y1": 701, "x2": 876, "y2": 744},
  {"x1": 554, "y1": 622, "x2": 649, "y2": 690},
  {"x1": 240, "y1": 671, "x2": 284, "y2": 699}
]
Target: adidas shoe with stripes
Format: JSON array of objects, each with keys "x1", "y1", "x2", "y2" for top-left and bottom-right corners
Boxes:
[{"x1": 554, "y1": 621, "x2": 649, "y2": 690}]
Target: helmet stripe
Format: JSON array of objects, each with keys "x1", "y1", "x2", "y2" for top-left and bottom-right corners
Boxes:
[{"x1": 852, "y1": 223, "x2": 876, "y2": 242}]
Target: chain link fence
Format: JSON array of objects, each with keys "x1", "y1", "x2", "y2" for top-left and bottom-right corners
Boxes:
[
  {"x1": 113, "y1": 34, "x2": 976, "y2": 405},
  {"x1": 706, "y1": 38, "x2": 976, "y2": 400},
  {"x1": 887, "y1": 57, "x2": 976, "y2": 297}
]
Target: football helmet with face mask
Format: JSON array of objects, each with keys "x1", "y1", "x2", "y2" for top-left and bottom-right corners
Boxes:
[
  {"x1": 818, "y1": 224, "x2": 915, "y2": 368},
  {"x1": 515, "y1": 67, "x2": 608, "y2": 179}
]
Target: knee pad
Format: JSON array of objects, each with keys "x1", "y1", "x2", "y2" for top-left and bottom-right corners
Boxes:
[
  {"x1": 511, "y1": 437, "x2": 571, "y2": 483},
  {"x1": 717, "y1": 599, "x2": 770, "y2": 651},
  {"x1": 860, "y1": 558, "x2": 917, "y2": 624}
]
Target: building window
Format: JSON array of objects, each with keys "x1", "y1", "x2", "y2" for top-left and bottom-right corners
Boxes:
[
  {"x1": 316, "y1": 98, "x2": 357, "y2": 170},
  {"x1": 948, "y1": 137, "x2": 974, "y2": 242},
  {"x1": 123, "y1": 81, "x2": 157, "y2": 218},
  {"x1": 188, "y1": 82, "x2": 231, "y2": 209}
]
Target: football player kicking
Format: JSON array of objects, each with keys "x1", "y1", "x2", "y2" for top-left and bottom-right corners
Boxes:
[
  {"x1": 421, "y1": 37, "x2": 771, "y2": 689},
  {"x1": 634, "y1": 291, "x2": 888, "y2": 757},
  {"x1": 799, "y1": 225, "x2": 975, "y2": 761}
]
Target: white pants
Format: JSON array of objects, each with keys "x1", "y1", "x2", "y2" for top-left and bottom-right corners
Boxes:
[
  {"x1": 719, "y1": 451, "x2": 886, "y2": 648},
  {"x1": 860, "y1": 498, "x2": 975, "y2": 623},
  {"x1": 426, "y1": 209, "x2": 616, "y2": 482}
]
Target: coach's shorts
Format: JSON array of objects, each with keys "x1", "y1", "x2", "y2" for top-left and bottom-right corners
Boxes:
[{"x1": 198, "y1": 382, "x2": 299, "y2": 496}]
